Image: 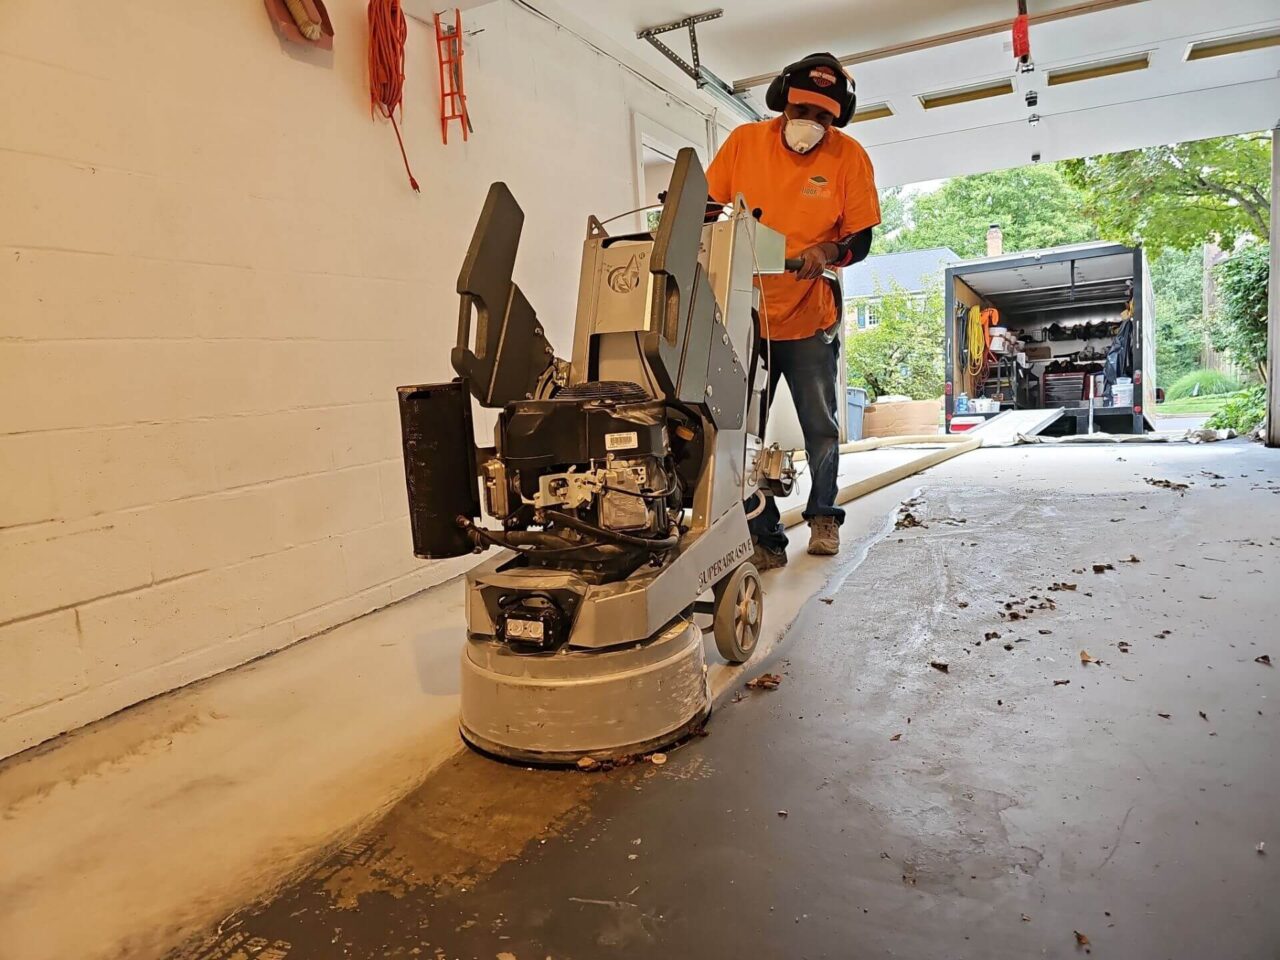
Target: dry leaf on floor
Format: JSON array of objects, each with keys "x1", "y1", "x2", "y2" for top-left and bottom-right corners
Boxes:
[
  {"x1": 1040, "y1": 629, "x2": 1054, "y2": 636},
  {"x1": 1157, "y1": 712, "x2": 1171, "y2": 719},
  {"x1": 896, "y1": 511, "x2": 926, "y2": 530},
  {"x1": 746, "y1": 673, "x2": 783, "y2": 690},
  {"x1": 1145, "y1": 477, "x2": 1189, "y2": 495},
  {"x1": 1256, "y1": 655, "x2": 1273, "y2": 667},
  {"x1": 1092, "y1": 563, "x2": 1114, "y2": 574},
  {"x1": 889, "y1": 733, "x2": 902, "y2": 741},
  {"x1": 1075, "y1": 930, "x2": 1091, "y2": 947},
  {"x1": 1053, "y1": 679, "x2": 1071, "y2": 686},
  {"x1": 958, "y1": 601, "x2": 970, "y2": 608},
  {"x1": 819, "y1": 597, "x2": 835, "y2": 605},
  {"x1": 1004, "y1": 643, "x2": 1014, "y2": 651},
  {"x1": 929, "y1": 661, "x2": 950, "y2": 673},
  {"x1": 1199, "y1": 711, "x2": 1208, "y2": 721},
  {"x1": 577, "y1": 756, "x2": 600, "y2": 771},
  {"x1": 1050, "y1": 582, "x2": 1078, "y2": 592},
  {"x1": 1080, "y1": 650, "x2": 1099, "y2": 665}
]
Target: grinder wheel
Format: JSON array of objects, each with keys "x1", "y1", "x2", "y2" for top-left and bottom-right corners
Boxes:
[{"x1": 713, "y1": 561, "x2": 763, "y2": 664}]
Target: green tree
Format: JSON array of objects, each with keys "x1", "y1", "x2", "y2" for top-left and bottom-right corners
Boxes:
[
  {"x1": 1209, "y1": 243, "x2": 1270, "y2": 381},
  {"x1": 846, "y1": 282, "x2": 945, "y2": 400},
  {"x1": 883, "y1": 164, "x2": 1094, "y2": 258},
  {"x1": 1148, "y1": 247, "x2": 1205, "y2": 387},
  {"x1": 870, "y1": 185, "x2": 909, "y2": 255},
  {"x1": 1062, "y1": 134, "x2": 1272, "y2": 251}
]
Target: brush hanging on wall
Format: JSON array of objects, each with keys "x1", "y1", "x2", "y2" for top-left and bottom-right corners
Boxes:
[{"x1": 265, "y1": 0, "x2": 335, "y2": 50}]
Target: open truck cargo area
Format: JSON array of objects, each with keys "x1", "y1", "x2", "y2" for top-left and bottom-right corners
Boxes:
[{"x1": 945, "y1": 243, "x2": 1156, "y2": 436}]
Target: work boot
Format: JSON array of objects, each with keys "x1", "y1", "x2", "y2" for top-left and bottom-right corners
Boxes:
[
  {"x1": 807, "y1": 516, "x2": 840, "y2": 556},
  {"x1": 751, "y1": 542, "x2": 788, "y2": 571}
]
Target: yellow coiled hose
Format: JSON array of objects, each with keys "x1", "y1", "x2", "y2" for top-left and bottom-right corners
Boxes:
[{"x1": 966, "y1": 305, "x2": 986, "y2": 378}]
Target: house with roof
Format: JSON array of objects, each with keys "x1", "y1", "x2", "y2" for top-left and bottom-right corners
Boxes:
[{"x1": 842, "y1": 247, "x2": 961, "y2": 332}]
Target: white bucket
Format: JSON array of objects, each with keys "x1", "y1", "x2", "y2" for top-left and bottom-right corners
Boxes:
[{"x1": 1112, "y1": 378, "x2": 1134, "y2": 408}]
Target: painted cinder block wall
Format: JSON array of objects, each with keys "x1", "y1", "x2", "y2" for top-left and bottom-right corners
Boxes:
[{"x1": 0, "y1": 0, "x2": 715, "y2": 758}]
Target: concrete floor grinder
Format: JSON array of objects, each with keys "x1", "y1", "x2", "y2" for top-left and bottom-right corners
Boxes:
[{"x1": 396, "y1": 149, "x2": 794, "y2": 763}]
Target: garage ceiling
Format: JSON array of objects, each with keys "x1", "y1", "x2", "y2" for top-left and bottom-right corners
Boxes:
[{"x1": 567, "y1": 0, "x2": 1280, "y2": 185}]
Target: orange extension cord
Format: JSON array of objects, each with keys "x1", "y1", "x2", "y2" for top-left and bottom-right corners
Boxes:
[{"x1": 368, "y1": 0, "x2": 420, "y2": 192}]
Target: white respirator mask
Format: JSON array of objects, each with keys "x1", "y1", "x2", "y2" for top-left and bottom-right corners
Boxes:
[{"x1": 784, "y1": 119, "x2": 826, "y2": 154}]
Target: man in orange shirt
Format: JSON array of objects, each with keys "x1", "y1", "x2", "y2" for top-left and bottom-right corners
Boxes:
[{"x1": 706, "y1": 53, "x2": 881, "y2": 568}]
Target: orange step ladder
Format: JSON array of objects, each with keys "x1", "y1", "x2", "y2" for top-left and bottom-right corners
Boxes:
[{"x1": 434, "y1": 9, "x2": 472, "y2": 144}]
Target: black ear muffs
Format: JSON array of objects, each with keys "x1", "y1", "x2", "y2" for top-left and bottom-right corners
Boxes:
[{"x1": 765, "y1": 53, "x2": 857, "y2": 127}]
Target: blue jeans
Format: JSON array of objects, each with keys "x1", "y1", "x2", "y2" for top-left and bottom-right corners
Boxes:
[{"x1": 749, "y1": 331, "x2": 845, "y2": 552}]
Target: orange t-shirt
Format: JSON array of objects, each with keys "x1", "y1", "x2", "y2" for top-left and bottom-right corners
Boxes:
[{"x1": 706, "y1": 117, "x2": 881, "y2": 341}]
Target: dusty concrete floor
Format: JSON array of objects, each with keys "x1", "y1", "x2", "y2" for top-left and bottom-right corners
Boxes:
[
  {"x1": 0, "y1": 447, "x2": 926, "y2": 960},
  {"x1": 164, "y1": 440, "x2": 1279, "y2": 960}
]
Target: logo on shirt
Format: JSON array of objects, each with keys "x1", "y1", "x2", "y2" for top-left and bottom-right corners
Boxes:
[{"x1": 802, "y1": 174, "x2": 832, "y2": 199}]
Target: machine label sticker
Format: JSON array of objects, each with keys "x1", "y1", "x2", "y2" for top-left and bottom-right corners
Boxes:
[
  {"x1": 605, "y1": 431, "x2": 639, "y2": 451},
  {"x1": 696, "y1": 539, "x2": 753, "y2": 592}
]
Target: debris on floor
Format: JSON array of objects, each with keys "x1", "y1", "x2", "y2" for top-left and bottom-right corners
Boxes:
[
  {"x1": 929, "y1": 660, "x2": 950, "y2": 673},
  {"x1": 1256, "y1": 655, "x2": 1272, "y2": 667},
  {"x1": 1093, "y1": 563, "x2": 1115, "y2": 574},
  {"x1": 1145, "y1": 477, "x2": 1190, "y2": 495},
  {"x1": 895, "y1": 510, "x2": 926, "y2": 530},
  {"x1": 1053, "y1": 679, "x2": 1071, "y2": 686},
  {"x1": 1080, "y1": 650, "x2": 1100, "y2": 665},
  {"x1": 746, "y1": 673, "x2": 783, "y2": 690}
]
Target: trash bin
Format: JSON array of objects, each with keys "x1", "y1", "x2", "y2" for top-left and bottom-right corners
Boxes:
[{"x1": 846, "y1": 387, "x2": 868, "y2": 441}]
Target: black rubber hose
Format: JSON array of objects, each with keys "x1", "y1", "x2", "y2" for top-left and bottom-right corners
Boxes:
[
  {"x1": 461, "y1": 520, "x2": 617, "y2": 556},
  {"x1": 543, "y1": 510, "x2": 679, "y2": 550}
]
